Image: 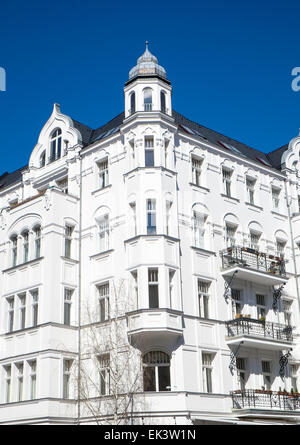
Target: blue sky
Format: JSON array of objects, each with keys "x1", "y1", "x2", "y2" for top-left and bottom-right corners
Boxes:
[{"x1": 0, "y1": 0, "x2": 300, "y2": 172}]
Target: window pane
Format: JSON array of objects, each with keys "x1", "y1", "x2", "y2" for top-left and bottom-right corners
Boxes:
[
  {"x1": 158, "y1": 366, "x2": 170, "y2": 391},
  {"x1": 149, "y1": 286, "x2": 159, "y2": 308},
  {"x1": 143, "y1": 366, "x2": 156, "y2": 391},
  {"x1": 145, "y1": 150, "x2": 154, "y2": 167}
]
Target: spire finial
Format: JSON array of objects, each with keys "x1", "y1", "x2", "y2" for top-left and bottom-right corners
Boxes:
[{"x1": 145, "y1": 40, "x2": 149, "y2": 50}]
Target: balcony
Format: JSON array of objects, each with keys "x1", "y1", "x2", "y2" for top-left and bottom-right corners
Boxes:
[
  {"x1": 231, "y1": 389, "x2": 300, "y2": 412},
  {"x1": 225, "y1": 317, "x2": 293, "y2": 350},
  {"x1": 220, "y1": 246, "x2": 287, "y2": 285},
  {"x1": 126, "y1": 308, "x2": 183, "y2": 343}
]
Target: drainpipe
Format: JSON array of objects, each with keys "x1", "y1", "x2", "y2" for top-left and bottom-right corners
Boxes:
[
  {"x1": 284, "y1": 179, "x2": 300, "y2": 321},
  {"x1": 77, "y1": 153, "x2": 83, "y2": 424}
]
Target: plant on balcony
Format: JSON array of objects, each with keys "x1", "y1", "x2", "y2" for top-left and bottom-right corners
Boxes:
[
  {"x1": 235, "y1": 313, "x2": 243, "y2": 319},
  {"x1": 259, "y1": 316, "x2": 266, "y2": 322}
]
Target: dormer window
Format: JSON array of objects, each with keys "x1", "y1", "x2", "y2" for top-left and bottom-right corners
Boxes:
[
  {"x1": 130, "y1": 92, "x2": 136, "y2": 115},
  {"x1": 160, "y1": 91, "x2": 166, "y2": 113},
  {"x1": 49, "y1": 129, "x2": 62, "y2": 163},
  {"x1": 144, "y1": 88, "x2": 152, "y2": 111}
]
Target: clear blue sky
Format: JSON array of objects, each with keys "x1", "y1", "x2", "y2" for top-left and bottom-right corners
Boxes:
[{"x1": 0, "y1": 0, "x2": 300, "y2": 173}]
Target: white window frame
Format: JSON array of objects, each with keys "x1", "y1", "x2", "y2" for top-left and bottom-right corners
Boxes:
[
  {"x1": 202, "y1": 353, "x2": 214, "y2": 393},
  {"x1": 98, "y1": 354, "x2": 110, "y2": 396},
  {"x1": 98, "y1": 158, "x2": 109, "y2": 189},
  {"x1": 97, "y1": 282, "x2": 110, "y2": 322},
  {"x1": 192, "y1": 156, "x2": 202, "y2": 186},
  {"x1": 99, "y1": 215, "x2": 110, "y2": 252},
  {"x1": 198, "y1": 280, "x2": 210, "y2": 319}
]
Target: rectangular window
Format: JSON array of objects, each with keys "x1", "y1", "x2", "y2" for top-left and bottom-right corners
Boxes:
[
  {"x1": 63, "y1": 359, "x2": 72, "y2": 399},
  {"x1": 31, "y1": 290, "x2": 39, "y2": 327},
  {"x1": 23, "y1": 232, "x2": 29, "y2": 263},
  {"x1": 16, "y1": 362, "x2": 24, "y2": 402},
  {"x1": 98, "y1": 282, "x2": 110, "y2": 322},
  {"x1": 4, "y1": 365, "x2": 11, "y2": 403},
  {"x1": 99, "y1": 215, "x2": 110, "y2": 251},
  {"x1": 7, "y1": 297, "x2": 14, "y2": 333},
  {"x1": 222, "y1": 168, "x2": 232, "y2": 197},
  {"x1": 202, "y1": 353, "x2": 213, "y2": 393},
  {"x1": 193, "y1": 211, "x2": 205, "y2": 248},
  {"x1": 236, "y1": 357, "x2": 247, "y2": 390},
  {"x1": 98, "y1": 159, "x2": 109, "y2": 189},
  {"x1": 231, "y1": 289, "x2": 242, "y2": 318},
  {"x1": 98, "y1": 354, "x2": 110, "y2": 395},
  {"x1": 246, "y1": 178, "x2": 255, "y2": 204},
  {"x1": 272, "y1": 187, "x2": 280, "y2": 211},
  {"x1": 298, "y1": 196, "x2": 300, "y2": 213},
  {"x1": 146, "y1": 199, "x2": 156, "y2": 235},
  {"x1": 148, "y1": 268, "x2": 159, "y2": 308},
  {"x1": 145, "y1": 137, "x2": 154, "y2": 167},
  {"x1": 64, "y1": 288, "x2": 73, "y2": 325},
  {"x1": 64, "y1": 225, "x2": 73, "y2": 258},
  {"x1": 169, "y1": 270, "x2": 175, "y2": 308},
  {"x1": 19, "y1": 293, "x2": 26, "y2": 330},
  {"x1": 262, "y1": 361, "x2": 272, "y2": 390},
  {"x1": 131, "y1": 270, "x2": 138, "y2": 308},
  {"x1": 129, "y1": 202, "x2": 137, "y2": 236},
  {"x1": 166, "y1": 201, "x2": 172, "y2": 236},
  {"x1": 34, "y1": 227, "x2": 41, "y2": 258},
  {"x1": 29, "y1": 360, "x2": 37, "y2": 400},
  {"x1": 226, "y1": 224, "x2": 236, "y2": 247},
  {"x1": 198, "y1": 280, "x2": 210, "y2": 318},
  {"x1": 250, "y1": 231, "x2": 260, "y2": 250},
  {"x1": 11, "y1": 236, "x2": 17, "y2": 267},
  {"x1": 256, "y1": 294, "x2": 266, "y2": 319},
  {"x1": 192, "y1": 157, "x2": 202, "y2": 186}
]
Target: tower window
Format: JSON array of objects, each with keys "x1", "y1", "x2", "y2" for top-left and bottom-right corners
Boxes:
[
  {"x1": 148, "y1": 268, "x2": 159, "y2": 308},
  {"x1": 146, "y1": 199, "x2": 156, "y2": 235},
  {"x1": 145, "y1": 137, "x2": 154, "y2": 167},
  {"x1": 130, "y1": 92, "x2": 136, "y2": 114},
  {"x1": 144, "y1": 88, "x2": 152, "y2": 111},
  {"x1": 160, "y1": 91, "x2": 166, "y2": 113}
]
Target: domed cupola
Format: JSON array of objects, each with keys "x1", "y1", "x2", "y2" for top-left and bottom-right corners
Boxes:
[{"x1": 129, "y1": 41, "x2": 167, "y2": 80}]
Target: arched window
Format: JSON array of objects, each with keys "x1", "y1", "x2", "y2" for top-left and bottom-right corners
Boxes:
[
  {"x1": 50, "y1": 129, "x2": 62, "y2": 162},
  {"x1": 143, "y1": 351, "x2": 170, "y2": 392},
  {"x1": 160, "y1": 91, "x2": 166, "y2": 113},
  {"x1": 130, "y1": 92, "x2": 136, "y2": 114},
  {"x1": 40, "y1": 151, "x2": 46, "y2": 168},
  {"x1": 144, "y1": 88, "x2": 152, "y2": 111}
]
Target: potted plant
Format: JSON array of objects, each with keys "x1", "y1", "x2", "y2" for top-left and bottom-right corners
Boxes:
[
  {"x1": 235, "y1": 313, "x2": 243, "y2": 319},
  {"x1": 259, "y1": 316, "x2": 266, "y2": 322}
]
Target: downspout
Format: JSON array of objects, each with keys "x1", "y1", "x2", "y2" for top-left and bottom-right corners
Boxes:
[
  {"x1": 284, "y1": 179, "x2": 300, "y2": 321},
  {"x1": 77, "y1": 153, "x2": 83, "y2": 424}
]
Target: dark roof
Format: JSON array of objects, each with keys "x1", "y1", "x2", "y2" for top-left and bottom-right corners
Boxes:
[
  {"x1": 0, "y1": 109, "x2": 289, "y2": 193},
  {"x1": 0, "y1": 166, "x2": 27, "y2": 191},
  {"x1": 172, "y1": 110, "x2": 282, "y2": 170},
  {"x1": 266, "y1": 144, "x2": 289, "y2": 170}
]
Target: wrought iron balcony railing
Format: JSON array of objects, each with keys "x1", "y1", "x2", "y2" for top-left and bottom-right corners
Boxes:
[
  {"x1": 231, "y1": 389, "x2": 300, "y2": 411},
  {"x1": 220, "y1": 245, "x2": 286, "y2": 277},
  {"x1": 226, "y1": 317, "x2": 293, "y2": 342}
]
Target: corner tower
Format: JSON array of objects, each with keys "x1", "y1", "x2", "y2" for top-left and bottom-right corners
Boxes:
[{"x1": 124, "y1": 42, "x2": 172, "y2": 119}]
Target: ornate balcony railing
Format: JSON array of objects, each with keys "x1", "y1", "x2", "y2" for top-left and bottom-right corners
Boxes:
[
  {"x1": 231, "y1": 389, "x2": 300, "y2": 411},
  {"x1": 220, "y1": 246, "x2": 286, "y2": 277},
  {"x1": 226, "y1": 317, "x2": 293, "y2": 342}
]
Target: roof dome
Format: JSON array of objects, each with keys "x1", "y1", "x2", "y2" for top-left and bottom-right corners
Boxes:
[{"x1": 129, "y1": 42, "x2": 167, "y2": 80}]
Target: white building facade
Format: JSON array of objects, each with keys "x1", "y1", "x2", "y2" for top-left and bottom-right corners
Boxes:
[{"x1": 1, "y1": 44, "x2": 300, "y2": 424}]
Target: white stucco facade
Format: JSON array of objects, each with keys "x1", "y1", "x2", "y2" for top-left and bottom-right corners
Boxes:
[{"x1": 1, "y1": 45, "x2": 300, "y2": 425}]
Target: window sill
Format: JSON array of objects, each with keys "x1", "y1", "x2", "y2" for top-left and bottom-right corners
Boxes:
[
  {"x1": 91, "y1": 184, "x2": 112, "y2": 195},
  {"x1": 90, "y1": 249, "x2": 114, "y2": 260},
  {"x1": 189, "y1": 183, "x2": 210, "y2": 192},
  {"x1": 245, "y1": 202, "x2": 263, "y2": 210},
  {"x1": 190, "y1": 246, "x2": 216, "y2": 256},
  {"x1": 124, "y1": 234, "x2": 180, "y2": 244},
  {"x1": 271, "y1": 211, "x2": 287, "y2": 218},
  {"x1": 4, "y1": 322, "x2": 78, "y2": 337},
  {"x1": 123, "y1": 166, "x2": 177, "y2": 178},
  {"x1": 3, "y1": 257, "x2": 44, "y2": 273},
  {"x1": 221, "y1": 194, "x2": 240, "y2": 203},
  {"x1": 61, "y1": 256, "x2": 79, "y2": 264}
]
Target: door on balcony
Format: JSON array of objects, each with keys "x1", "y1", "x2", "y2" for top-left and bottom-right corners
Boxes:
[
  {"x1": 236, "y1": 357, "x2": 247, "y2": 390},
  {"x1": 262, "y1": 361, "x2": 272, "y2": 390},
  {"x1": 231, "y1": 289, "x2": 242, "y2": 319},
  {"x1": 256, "y1": 294, "x2": 266, "y2": 320}
]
